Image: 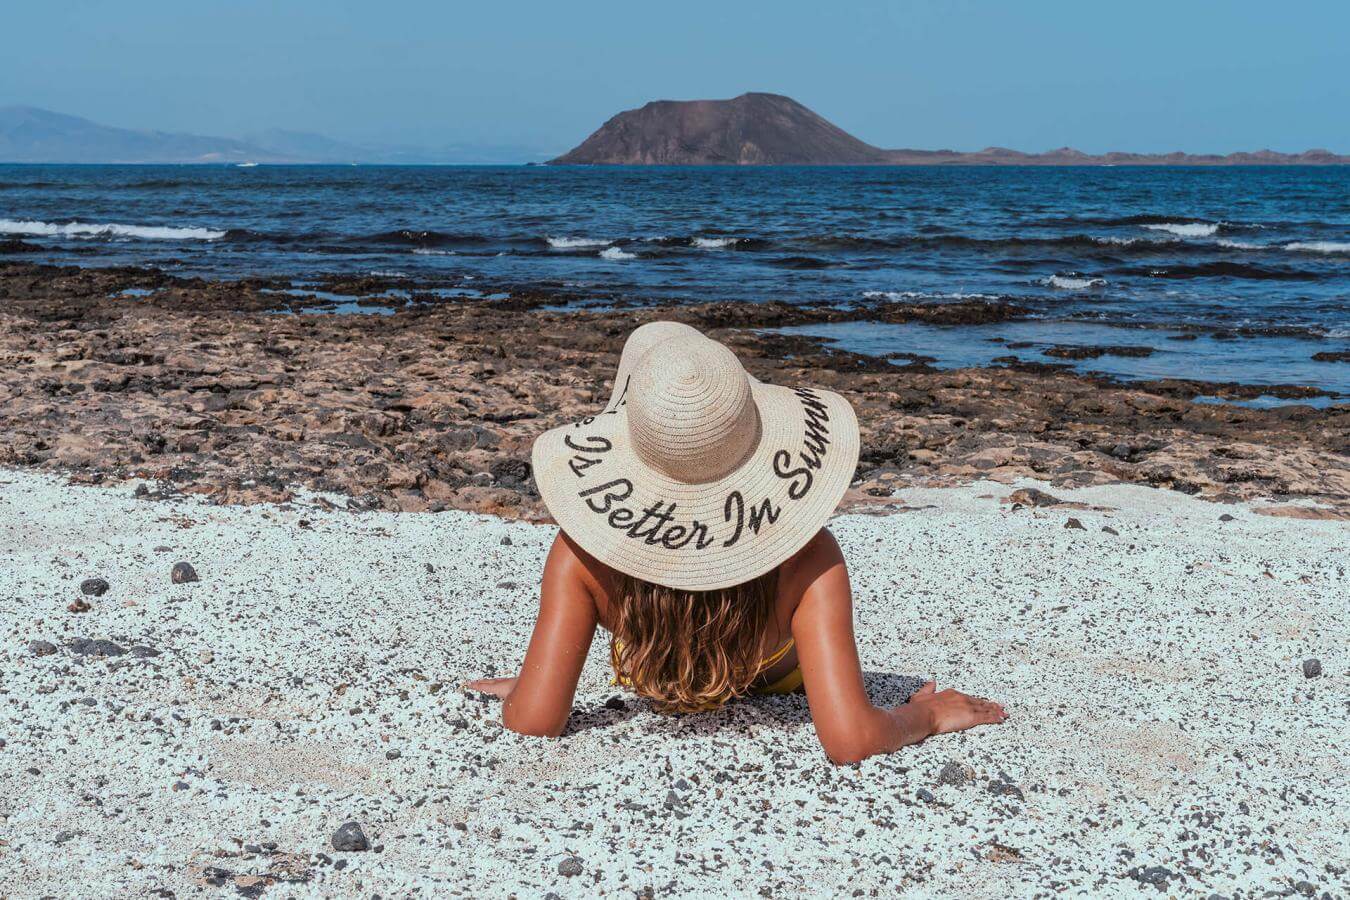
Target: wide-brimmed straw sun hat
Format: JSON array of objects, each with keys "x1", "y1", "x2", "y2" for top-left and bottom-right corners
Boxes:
[{"x1": 532, "y1": 322, "x2": 859, "y2": 591}]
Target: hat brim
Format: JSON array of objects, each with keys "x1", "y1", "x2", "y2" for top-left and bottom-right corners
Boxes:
[{"x1": 532, "y1": 380, "x2": 859, "y2": 591}]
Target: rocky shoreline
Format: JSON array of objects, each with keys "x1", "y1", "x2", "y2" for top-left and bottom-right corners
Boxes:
[{"x1": 1, "y1": 261, "x2": 1347, "y2": 519}]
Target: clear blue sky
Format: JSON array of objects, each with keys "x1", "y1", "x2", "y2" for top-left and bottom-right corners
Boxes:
[{"x1": 4, "y1": 0, "x2": 1346, "y2": 155}]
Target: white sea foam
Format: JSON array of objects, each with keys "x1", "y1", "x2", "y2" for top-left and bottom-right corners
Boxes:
[
  {"x1": 1043, "y1": 275, "x2": 1107, "y2": 290},
  {"x1": 862, "y1": 290, "x2": 999, "y2": 303},
  {"x1": 1284, "y1": 241, "x2": 1350, "y2": 254},
  {"x1": 411, "y1": 248, "x2": 455, "y2": 256},
  {"x1": 1141, "y1": 222, "x2": 1219, "y2": 238},
  {"x1": 692, "y1": 236, "x2": 738, "y2": 249},
  {"x1": 1217, "y1": 239, "x2": 1265, "y2": 250},
  {"x1": 546, "y1": 236, "x2": 610, "y2": 249},
  {"x1": 0, "y1": 218, "x2": 225, "y2": 241},
  {"x1": 599, "y1": 246, "x2": 636, "y2": 260}
]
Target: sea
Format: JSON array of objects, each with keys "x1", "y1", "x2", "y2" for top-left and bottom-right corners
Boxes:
[{"x1": 2, "y1": 164, "x2": 1347, "y2": 403}]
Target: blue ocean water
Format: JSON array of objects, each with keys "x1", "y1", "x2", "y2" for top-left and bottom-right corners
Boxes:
[{"x1": 2, "y1": 164, "x2": 1347, "y2": 398}]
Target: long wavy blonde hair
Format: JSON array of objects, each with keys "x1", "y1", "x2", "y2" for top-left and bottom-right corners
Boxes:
[{"x1": 609, "y1": 570, "x2": 779, "y2": 713}]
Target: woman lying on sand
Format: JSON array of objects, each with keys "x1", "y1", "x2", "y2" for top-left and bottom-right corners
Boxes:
[{"x1": 469, "y1": 323, "x2": 1006, "y2": 763}]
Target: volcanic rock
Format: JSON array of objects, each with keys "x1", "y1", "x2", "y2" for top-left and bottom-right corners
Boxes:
[
  {"x1": 171, "y1": 562, "x2": 199, "y2": 584},
  {"x1": 79, "y1": 577, "x2": 110, "y2": 597},
  {"x1": 331, "y1": 822, "x2": 369, "y2": 852}
]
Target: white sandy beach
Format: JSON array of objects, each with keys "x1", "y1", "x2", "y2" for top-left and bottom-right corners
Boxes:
[{"x1": 0, "y1": 468, "x2": 1345, "y2": 898}]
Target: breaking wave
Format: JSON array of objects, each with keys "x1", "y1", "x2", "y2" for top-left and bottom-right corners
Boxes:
[
  {"x1": 599, "y1": 246, "x2": 636, "y2": 260},
  {"x1": 1142, "y1": 222, "x2": 1221, "y2": 238},
  {"x1": 0, "y1": 218, "x2": 225, "y2": 241},
  {"x1": 1042, "y1": 274, "x2": 1107, "y2": 290},
  {"x1": 547, "y1": 236, "x2": 611, "y2": 249},
  {"x1": 1284, "y1": 241, "x2": 1350, "y2": 255}
]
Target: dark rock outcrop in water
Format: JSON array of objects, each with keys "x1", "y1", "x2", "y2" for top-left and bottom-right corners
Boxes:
[{"x1": 551, "y1": 93, "x2": 1350, "y2": 166}]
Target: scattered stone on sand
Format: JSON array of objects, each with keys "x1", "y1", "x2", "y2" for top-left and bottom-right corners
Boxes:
[
  {"x1": 500, "y1": 535, "x2": 513, "y2": 546},
  {"x1": 1008, "y1": 488, "x2": 1061, "y2": 508},
  {"x1": 67, "y1": 638, "x2": 126, "y2": 657},
  {"x1": 67, "y1": 598, "x2": 91, "y2": 614},
  {"x1": 937, "y1": 760, "x2": 974, "y2": 786},
  {"x1": 385, "y1": 750, "x2": 401, "y2": 760},
  {"x1": 604, "y1": 695, "x2": 626, "y2": 710},
  {"x1": 1127, "y1": 865, "x2": 1181, "y2": 889},
  {"x1": 558, "y1": 856, "x2": 584, "y2": 878},
  {"x1": 1064, "y1": 517, "x2": 1086, "y2": 530},
  {"x1": 27, "y1": 639, "x2": 57, "y2": 657},
  {"x1": 171, "y1": 562, "x2": 199, "y2": 584},
  {"x1": 1101, "y1": 525, "x2": 1119, "y2": 535},
  {"x1": 1220, "y1": 513, "x2": 1236, "y2": 522},
  {"x1": 331, "y1": 822, "x2": 369, "y2": 852},
  {"x1": 198, "y1": 649, "x2": 214, "y2": 664},
  {"x1": 79, "y1": 577, "x2": 110, "y2": 597},
  {"x1": 129, "y1": 645, "x2": 160, "y2": 658},
  {"x1": 1302, "y1": 658, "x2": 1322, "y2": 678}
]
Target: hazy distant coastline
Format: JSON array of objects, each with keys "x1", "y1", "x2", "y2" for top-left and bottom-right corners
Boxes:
[
  {"x1": 0, "y1": 106, "x2": 549, "y2": 165},
  {"x1": 2, "y1": 95, "x2": 1347, "y2": 166}
]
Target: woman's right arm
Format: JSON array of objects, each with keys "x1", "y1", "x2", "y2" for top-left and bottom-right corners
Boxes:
[{"x1": 789, "y1": 530, "x2": 1007, "y2": 764}]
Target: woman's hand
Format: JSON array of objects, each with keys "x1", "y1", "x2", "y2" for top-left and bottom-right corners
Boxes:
[
  {"x1": 903, "y1": 681, "x2": 1007, "y2": 736},
  {"x1": 465, "y1": 676, "x2": 518, "y2": 699}
]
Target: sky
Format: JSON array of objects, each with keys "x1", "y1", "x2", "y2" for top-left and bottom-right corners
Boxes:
[{"x1": 3, "y1": 0, "x2": 1347, "y2": 157}]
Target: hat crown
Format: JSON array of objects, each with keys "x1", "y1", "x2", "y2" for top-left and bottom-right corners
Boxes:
[{"x1": 626, "y1": 337, "x2": 759, "y2": 484}]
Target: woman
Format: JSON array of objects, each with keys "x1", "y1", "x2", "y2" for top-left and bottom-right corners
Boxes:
[{"x1": 469, "y1": 322, "x2": 1006, "y2": 763}]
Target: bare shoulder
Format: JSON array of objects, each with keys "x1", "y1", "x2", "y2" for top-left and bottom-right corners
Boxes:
[
  {"x1": 777, "y1": 528, "x2": 849, "y2": 614},
  {"x1": 550, "y1": 530, "x2": 615, "y2": 608},
  {"x1": 783, "y1": 528, "x2": 845, "y2": 577}
]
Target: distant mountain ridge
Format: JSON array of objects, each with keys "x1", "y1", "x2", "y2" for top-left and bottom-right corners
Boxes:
[
  {"x1": 0, "y1": 106, "x2": 547, "y2": 164},
  {"x1": 550, "y1": 93, "x2": 1349, "y2": 166}
]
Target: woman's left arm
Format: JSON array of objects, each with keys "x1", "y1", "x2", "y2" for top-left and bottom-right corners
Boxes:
[{"x1": 467, "y1": 532, "x2": 598, "y2": 737}]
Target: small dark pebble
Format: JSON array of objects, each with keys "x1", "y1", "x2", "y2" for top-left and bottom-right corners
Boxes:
[
  {"x1": 1064, "y1": 517, "x2": 1086, "y2": 530},
  {"x1": 129, "y1": 645, "x2": 160, "y2": 658},
  {"x1": 171, "y1": 562, "x2": 199, "y2": 584},
  {"x1": 1126, "y1": 865, "x2": 1180, "y2": 888},
  {"x1": 425, "y1": 563, "x2": 435, "y2": 574},
  {"x1": 604, "y1": 695, "x2": 626, "y2": 710},
  {"x1": 385, "y1": 749, "x2": 402, "y2": 760},
  {"x1": 937, "y1": 760, "x2": 973, "y2": 786},
  {"x1": 68, "y1": 638, "x2": 126, "y2": 657},
  {"x1": 496, "y1": 581, "x2": 518, "y2": 590},
  {"x1": 500, "y1": 535, "x2": 513, "y2": 546},
  {"x1": 1219, "y1": 513, "x2": 1235, "y2": 522},
  {"x1": 28, "y1": 639, "x2": 58, "y2": 657},
  {"x1": 916, "y1": 788, "x2": 936, "y2": 803},
  {"x1": 80, "y1": 578, "x2": 110, "y2": 597},
  {"x1": 1101, "y1": 526, "x2": 1119, "y2": 536},
  {"x1": 331, "y1": 821, "x2": 369, "y2": 852},
  {"x1": 1302, "y1": 658, "x2": 1322, "y2": 678},
  {"x1": 558, "y1": 856, "x2": 584, "y2": 877}
]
